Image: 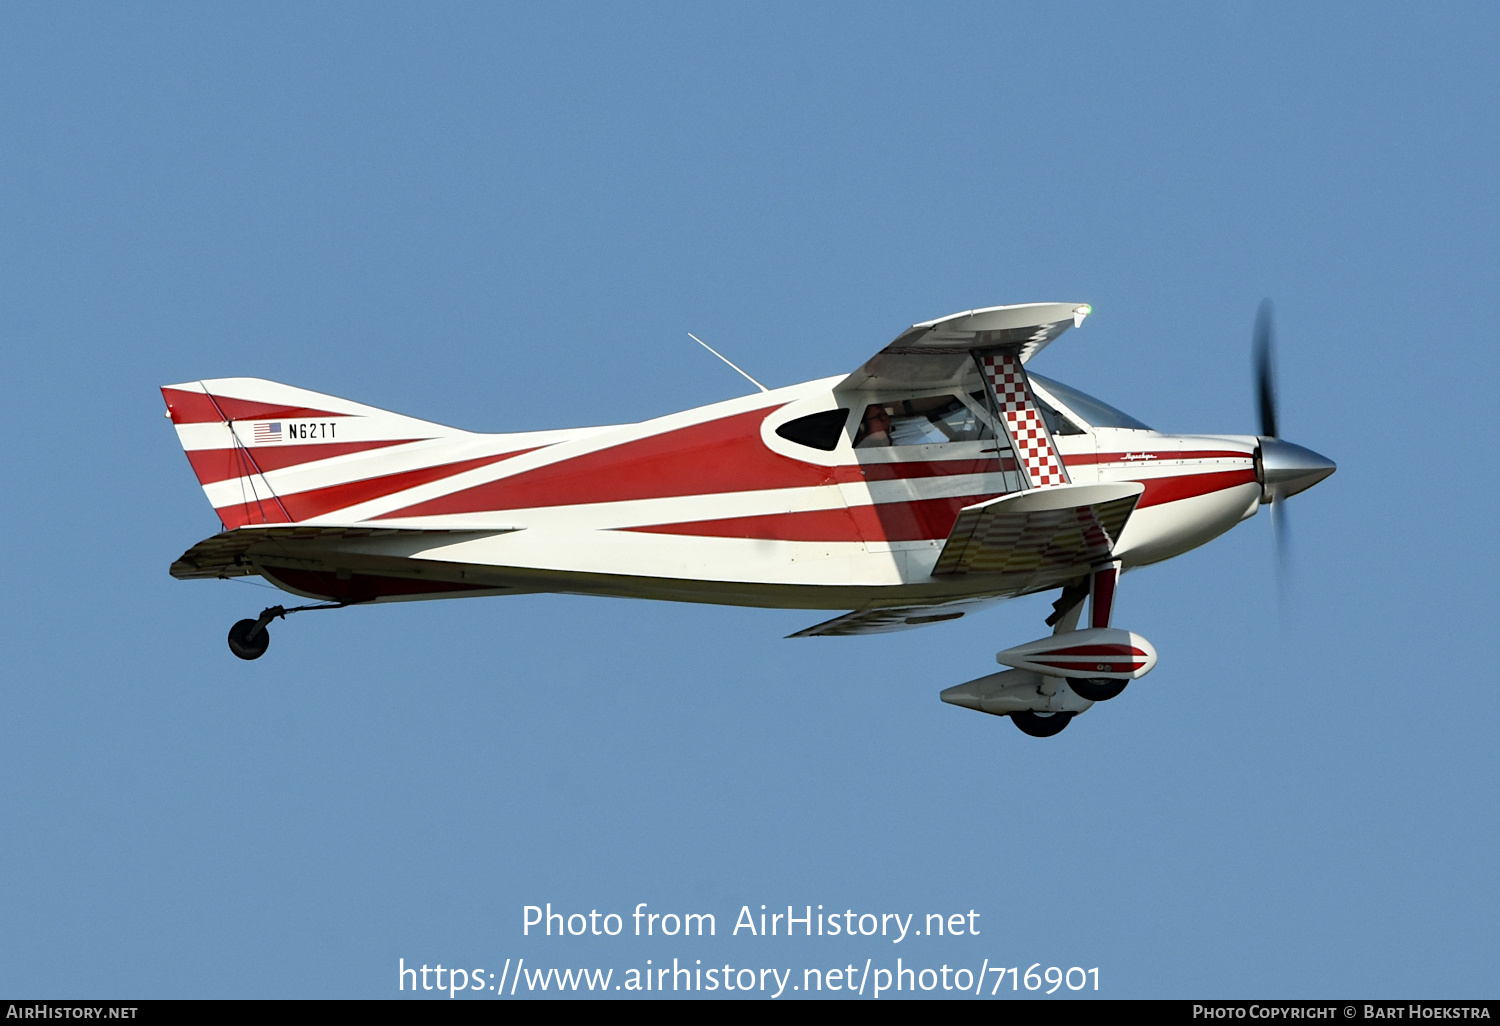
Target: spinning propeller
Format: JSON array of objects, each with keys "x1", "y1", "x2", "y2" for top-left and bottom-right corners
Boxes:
[{"x1": 1251, "y1": 298, "x2": 1337, "y2": 580}]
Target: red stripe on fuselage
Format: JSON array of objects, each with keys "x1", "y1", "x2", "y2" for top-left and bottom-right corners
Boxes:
[
  {"x1": 830, "y1": 458, "x2": 1011, "y2": 482},
  {"x1": 624, "y1": 494, "x2": 999, "y2": 543},
  {"x1": 215, "y1": 495, "x2": 294, "y2": 529},
  {"x1": 186, "y1": 439, "x2": 423, "y2": 485},
  {"x1": 1135, "y1": 468, "x2": 1257, "y2": 508},
  {"x1": 375, "y1": 408, "x2": 834, "y2": 519},
  {"x1": 162, "y1": 387, "x2": 351, "y2": 425},
  {"x1": 214, "y1": 450, "x2": 537, "y2": 528},
  {"x1": 620, "y1": 465, "x2": 1255, "y2": 542},
  {"x1": 377, "y1": 409, "x2": 1019, "y2": 520},
  {"x1": 345, "y1": 399, "x2": 1252, "y2": 530},
  {"x1": 851, "y1": 494, "x2": 997, "y2": 542}
]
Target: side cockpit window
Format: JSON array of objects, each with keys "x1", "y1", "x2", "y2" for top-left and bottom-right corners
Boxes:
[
  {"x1": 775, "y1": 408, "x2": 850, "y2": 451},
  {"x1": 854, "y1": 395, "x2": 993, "y2": 448}
]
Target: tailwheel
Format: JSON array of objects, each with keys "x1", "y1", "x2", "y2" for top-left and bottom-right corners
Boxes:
[
  {"x1": 1066, "y1": 676, "x2": 1128, "y2": 702},
  {"x1": 227, "y1": 618, "x2": 270, "y2": 660},
  {"x1": 225, "y1": 601, "x2": 346, "y2": 660},
  {"x1": 1010, "y1": 710, "x2": 1075, "y2": 737}
]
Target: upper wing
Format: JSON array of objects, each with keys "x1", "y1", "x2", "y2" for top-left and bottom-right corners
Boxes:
[
  {"x1": 931, "y1": 482, "x2": 1142, "y2": 581},
  {"x1": 837, "y1": 302, "x2": 1091, "y2": 393}
]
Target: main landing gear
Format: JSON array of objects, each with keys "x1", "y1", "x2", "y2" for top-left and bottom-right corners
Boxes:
[
  {"x1": 1008, "y1": 561, "x2": 1134, "y2": 738},
  {"x1": 227, "y1": 602, "x2": 345, "y2": 660},
  {"x1": 943, "y1": 563, "x2": 1158, "y2": 737},
  {"x1": 1011, "y1": 711, "x2": 1076, "y2": 737},
  {"x1": 1065, "y1": 677, "x2": 1128, "y2": 702}
]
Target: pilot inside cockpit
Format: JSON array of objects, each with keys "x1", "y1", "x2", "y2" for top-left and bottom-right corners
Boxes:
[
  {"x1": 855, "y1": 404, "x2": 893, "y2": 447},
  {"x1": 854, "y1": 395, "x2": 992, "y2": 447}
]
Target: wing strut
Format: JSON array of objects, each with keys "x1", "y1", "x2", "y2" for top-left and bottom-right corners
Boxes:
[{"x1": 972, "y1": 350, "x2": 1071, "y2": 490}]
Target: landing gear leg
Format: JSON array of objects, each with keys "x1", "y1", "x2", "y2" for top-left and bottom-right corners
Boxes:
[
  {"x1": 1064, "y1": 560, "x2": 1130, "y2": 702},
  {"x1": 226, "y1": 602, "x2": 345, "y2": 661},
  {"x1": 1088, "y1": 561, "x2": 1120, "y2": 630}
]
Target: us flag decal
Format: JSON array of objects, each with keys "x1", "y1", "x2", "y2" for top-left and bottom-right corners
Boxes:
[{"x1": 253, "y1": 422, "x2": 282, "y2": 443}]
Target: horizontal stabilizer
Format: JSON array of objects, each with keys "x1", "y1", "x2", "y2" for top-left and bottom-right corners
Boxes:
[{"x1": 170, "y1": 525, "x2": 521, "y2": 580}]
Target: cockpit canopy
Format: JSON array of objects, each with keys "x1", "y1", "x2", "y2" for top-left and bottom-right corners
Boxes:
[{"x1": 774, "y1": 376, "x2": 1150, "y2": 453}]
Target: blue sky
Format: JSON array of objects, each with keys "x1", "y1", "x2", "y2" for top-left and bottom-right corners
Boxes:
[{"x1": 1, "y1": 3, "x2": 1496, "y2": 999}]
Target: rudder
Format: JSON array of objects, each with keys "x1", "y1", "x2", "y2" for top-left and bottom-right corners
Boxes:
[{"x1": 162, "y1": 378, "x2": 478, "y2": 529}]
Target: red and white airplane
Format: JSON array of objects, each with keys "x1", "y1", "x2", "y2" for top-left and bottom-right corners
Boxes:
[{"x1": 162, "y1": 301, "x2": 1333, "y2": 736}]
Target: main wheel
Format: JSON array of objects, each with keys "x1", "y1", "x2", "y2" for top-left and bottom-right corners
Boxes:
[
  {"x1": 1011, "y1": 710, "x2": 1075, "y2": 737},
  {"x1": 227, "y1": 619, "x2": 270, "y2": 660},
  {"x1": 1066, "y1": 676, "x2": 1128, "y2": 702}
]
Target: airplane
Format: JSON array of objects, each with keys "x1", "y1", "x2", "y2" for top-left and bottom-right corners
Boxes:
[{"x1": 161, "y1": 301, "x2": 1334, "y2": 737}]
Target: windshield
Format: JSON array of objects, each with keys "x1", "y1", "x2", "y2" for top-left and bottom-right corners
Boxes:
[{"x1": 1029, "y1": 374, "x2": 1152, "y2": 430}]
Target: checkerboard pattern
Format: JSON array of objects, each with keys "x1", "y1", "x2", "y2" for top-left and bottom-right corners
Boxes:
[
  {"x1": 979, "y1": 352, "x2": 1070, "y2": 488},
  {"x1": 933, "y1": 494, "x2": 1134, "y2": 578}
]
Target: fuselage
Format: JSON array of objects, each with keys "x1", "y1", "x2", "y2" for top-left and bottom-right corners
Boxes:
[{"x1": 164, "y1": 373, "x2": 1264, "y2": 610}]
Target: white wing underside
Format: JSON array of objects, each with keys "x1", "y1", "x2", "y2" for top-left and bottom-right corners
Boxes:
[{"x1": 837, "y1": 302, "x2": 1090, "y2": 393}]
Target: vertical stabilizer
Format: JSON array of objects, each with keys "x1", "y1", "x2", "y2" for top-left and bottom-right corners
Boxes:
[{"x1": 161, "y1": 378, "x2": 532, "y2": 528}]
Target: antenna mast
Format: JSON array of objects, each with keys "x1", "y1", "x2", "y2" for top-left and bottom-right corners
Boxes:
[{"x1": 688, "y1": 333, "x2": 769, "y2": 393}]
